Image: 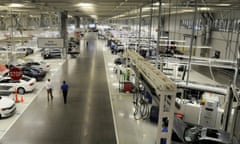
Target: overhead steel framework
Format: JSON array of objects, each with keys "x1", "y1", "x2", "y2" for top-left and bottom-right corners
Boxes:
[{"x1": 126, "y1": 49, "x2": 176, "y2": 144}]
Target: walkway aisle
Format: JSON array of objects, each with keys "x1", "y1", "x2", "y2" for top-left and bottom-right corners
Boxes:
[{"x1": 0, "y1": 33, "x2": 116, "y2": 144}]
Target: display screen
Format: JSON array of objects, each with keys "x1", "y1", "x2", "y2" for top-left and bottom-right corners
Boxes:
[{"x1": 89, "y1": 24, "x2": 96, "y2": 28}]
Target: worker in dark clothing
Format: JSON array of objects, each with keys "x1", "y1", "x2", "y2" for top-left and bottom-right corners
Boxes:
[{"x1": 61, "y1": 81, "x2": 69, "y2": 104}]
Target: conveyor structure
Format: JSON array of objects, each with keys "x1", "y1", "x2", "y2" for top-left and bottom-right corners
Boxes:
[
  {"x1": 173, "y1": 54, "x2": 237, "y2": 69},
  {"x1": 126, "y1": 49, "x2": 177, "y2": 144}
]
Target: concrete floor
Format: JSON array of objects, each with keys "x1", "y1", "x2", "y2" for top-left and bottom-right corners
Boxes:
[{"x1": 0, "y1": 33, "x2": 116, "y2": 144}]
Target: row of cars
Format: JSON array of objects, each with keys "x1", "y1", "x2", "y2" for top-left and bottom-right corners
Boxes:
[
  {"x1": 0, "y1": 59, "x2": 50, "y2": 118},
  {"x1": 0, "y1": 47, "x2": 34, "y2": 56}
]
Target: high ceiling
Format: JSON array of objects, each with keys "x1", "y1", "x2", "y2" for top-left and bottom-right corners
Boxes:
[
  {"x1": 0, "y1": 0, "x2": 151, "y2": 19},
  {"x1": 0, "y1": 0, "x2": 239, "y2": 20}
]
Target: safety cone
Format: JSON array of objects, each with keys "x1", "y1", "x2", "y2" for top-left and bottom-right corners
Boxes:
[
  {"x1": 15, "y1": 88, "x2": 20, "y2": 103},
  {"x1": 20, "y1": 96, "x2": 24, "y2": 103}
]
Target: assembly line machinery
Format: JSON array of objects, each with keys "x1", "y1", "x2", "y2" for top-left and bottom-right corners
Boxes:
[
  {"x1": 125, "y1": 48, "x2": 240, "y2": 143},
  {"x1": 126, "y1": 49, "x2": 176, "y2": 144}
]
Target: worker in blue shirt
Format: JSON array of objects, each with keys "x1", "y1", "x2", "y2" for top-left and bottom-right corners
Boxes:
[{"x1": 61, "y1": 81, "x2": 69, "y2": 104}]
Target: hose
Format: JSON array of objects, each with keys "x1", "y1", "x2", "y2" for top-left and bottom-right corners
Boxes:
[
  {"x1": 133, "y1": 88, "x2": 150, "y2": 120},
  {"x1": 208, "y1": 59, "x2": 215, "y2": 81}
]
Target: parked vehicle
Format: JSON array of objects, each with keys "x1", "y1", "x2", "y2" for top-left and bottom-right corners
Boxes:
[
  {"x1": 16, "y1": 47, "x2": 34, "y2": 56},
  {"x1": 20, "y1": 66, "x2": 46, "y2": 81},
  {"x1": 41, "y1": 48, "x2": 62, "y2": 59},
  {"x1": 114, "y1": 57, "x2": 130, "y2": 65},
  {"x1": 17, "y1": 61, "x2": 50, "y2": 72},
  {"x1": 0, "y1": 47, "x2": 7, "y2": 51},
  {"x1": 0, "y1": 69, "x2": 9, "y2": 78},
  {"x1": 0, "y1": 96, "x2": 16, "y2": 118},
  {"x1": 172, "y1": 116, "x2": 231, "y2": 144},
  {"x1": 0, "y1": 75, "x2": 36, "y2": 94}
]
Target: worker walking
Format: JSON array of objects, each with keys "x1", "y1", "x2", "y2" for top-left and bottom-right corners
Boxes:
[
  {"x1": 61, "y1": 81, "x2": 69, "y2": 104},
  {"x1": 45, "y1": 79, "x2": 53, "y2": 101}
]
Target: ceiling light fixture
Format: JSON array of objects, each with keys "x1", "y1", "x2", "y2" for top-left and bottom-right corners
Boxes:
[
  {"x1": 153, "y1": 2, "x2": 166, "y2": 6},
  {"x1": 76, "y1": 2, "x2": 95, "y2": 18},
  {"x1": 90, "y1": 15, "x2": 98, "y2": 19},
  {"x1": 142, "y1": 7, "x2": 157, "y2": 11},
  {"x1": 182, "y1": 9, "x2": 194, "y2": 13},
  {"x1": 198, "y1": 7, "x2": 211, "y2": 11},
  {"x1": 76, "y1": 3, "x2": 93, "y2": 7},
  {"x1": 216, "y1": 4, "x2": 231, "y2": 6},
  {"x1": 9, "y1": 3, "x2": 24, "y2": 8}
]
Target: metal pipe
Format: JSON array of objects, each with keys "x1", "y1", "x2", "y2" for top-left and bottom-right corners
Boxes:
[
  {"x1": 223, "y1": 86, "x2": 234, "y2": 131},
  {"x1": 234, "y1": 23, "x2": 240, "y2": 61},
  {"x1": 156, "y1": 0, "x2": 162, "y2": 70},
  {"x1": 138, "y1": 7, "x2": 142, "y2": 52},
  {"x1": 148, "y1": 0, "x2": 154, "y2": 56},
  {"x1": 10, "y1": 8, "x2": 14, "y2": 63},
  {"x1": 233, "y1": 23, "x2": 240, "y2": 86},
  {"x1": 186, "y1": 0, "x2": 198, "y2": 85},
  {"x1": 173, "y1": 0, "x2": 179, "y2": 40},
  {"x1": 225, "y1": 10, "x2": 233, "y2": 59}
]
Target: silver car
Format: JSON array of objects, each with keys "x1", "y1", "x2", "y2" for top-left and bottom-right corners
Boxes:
[{"x1": 41, "y1": 48, "x2": 62, "y2": 59}]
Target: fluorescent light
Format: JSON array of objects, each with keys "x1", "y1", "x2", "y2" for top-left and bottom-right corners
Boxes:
[
  {"x1": 153, "y1": 2, "x2": 166, "y2": 6},
  {"x1": 198, "y1": 7, "x2": 211, "y2": 11},
  {"x1": 183, "y1": 9, "x2": 194, "y2": 12},
  {"x1": 76, "y1": 2, "x2": 95, "y2": 18},
  {"x1": 216, "y1": 4, "x2": 231, "y2": 6},
  {"x1": 76, "y1": 3, "x2": 93, "y2": 7},
  {"x1": 90, "y1": 15, "x2": 97, "y2": 19},
  {"x1": 9, "y1": 3, "x2": 24, "y2": 7},
  {"x1": 142, "y1": 7, "x2": 157, "y2": 11},
  {"x1": 142, "y1": 15, "x2": 150, "y2": 17},
  {"x1": 77, "y1": 2, "x2": 94, "y2": 11}
]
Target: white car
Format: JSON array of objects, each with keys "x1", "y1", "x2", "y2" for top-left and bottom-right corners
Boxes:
[
  {"x1": 0, "y1": 96, "x2": 16, "y2": 118},
  {"x1": 0, "y1": 69, "x2": 9, "y2": 79},
  {"x1": 0, "y1": 76, "x2": 36, "y2": 94}
]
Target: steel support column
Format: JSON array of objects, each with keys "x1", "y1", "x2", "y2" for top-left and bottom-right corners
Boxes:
[
  {"x1": 59, "y1": 11, "x2": 68, "y2": 59},
  {"x1": 186, "y1": 0, "x2": 198, "y2": 85},
  {"x1": 75, "y1": 16, "x2": 80, "y2": 28}
]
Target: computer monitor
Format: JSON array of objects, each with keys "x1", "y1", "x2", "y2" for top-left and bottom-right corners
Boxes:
[{"x1": 89, "y1": 24, "x2": 96, "y2": 28}]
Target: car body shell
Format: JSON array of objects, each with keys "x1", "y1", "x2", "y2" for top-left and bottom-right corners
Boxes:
[
  {"x1": 20, "y1": 67, "x2": 46, "y2": 81},
  {"x1": 0, "y1": 96, "x2": 16, "y2": 118},
  {"x1": 41, "y1": 48, "x2": 62, "y2": 59},
  {"x1": 16, "y1": 47, "x2": 34, "y2": 56},
  {"x1": 172, "y1": 116, "x2": 231, "y2": 144},
  {"x1": 18, "y1": 61, "x2": 50, "y2": 72},
  {"x1": 0, "y1": 76, "x2": 36, "y2": 94}
]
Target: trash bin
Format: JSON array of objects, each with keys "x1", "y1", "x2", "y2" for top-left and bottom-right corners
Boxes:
[{"x1": 123, "y1": 81, "x2": 133, "y2": 93}]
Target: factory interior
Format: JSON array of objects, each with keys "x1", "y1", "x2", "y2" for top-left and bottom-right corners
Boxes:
[{"x1": 0, "y1": 0, "x2": 239, "y2": 144}]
